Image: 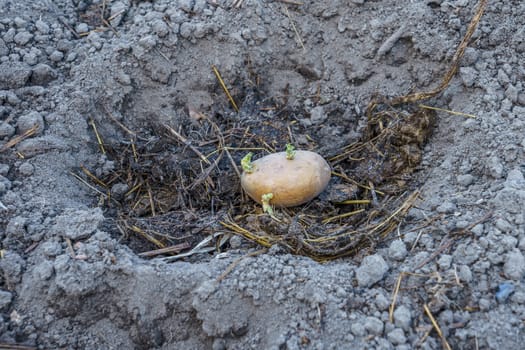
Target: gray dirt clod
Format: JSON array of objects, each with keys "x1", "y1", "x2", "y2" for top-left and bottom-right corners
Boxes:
[
  {"x1": 387, "y1": 328, "x2": 407, "y2": 345},
  {"x1": 364, "y1": 316, "x2": 384, "y2": 335},
  {"x1": 503, "y1": 249, "x2": 525, "y2": 280},
  {"x1": 0, "y1": 61, "x2": 31, "y2": 89},
  {"x1": 53, "y1": 208, "x2": 105, "y2": 240},
  {"x1": 16, "y1": 111, "x2": 44, "y2": 135},
  {"x1": 388, "y1": 239, "x2": 408, "y2": 261},
  {"x1": 393, "y1": 305, "x2": 412, "y2": 332},
  {"x1": 356, "y1": 254, "x2": 389, "y2": 287}
]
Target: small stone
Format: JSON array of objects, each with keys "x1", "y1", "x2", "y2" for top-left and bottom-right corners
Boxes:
[
  {"x1": 387, "y1": 328, "x2": 407, "y2": 345},
  {"x1": 151, "y1": 19, "x2": 169, "y2": 37},
  {"x1": 503, "y1": 249, "x2": 525, "y2": 280},
  {"x1": 356, "y1": 254, "x2": 389, "y2": 287},
  {"x1": 459, "y1": 67, "x2": 477, "y2": 87},
  {"x1": 35, "y1": 20, "x2": 50, "y2": 34},
  {"x1": 110, "y1": 1, "x2": 129, "y2": 27},
  {"x1": 17, "y1": 111, "x2": 44, "y2": 135},
  {"x1": 518, "y1": 93, "x2": 525, "y2": 106},
  {"x1": 194, "y1": 0, "x2": 207, "y2": 13},
  {"x1": 388, "y1": 240, "x2": 407, "y2": 261},
  {"x1": 31, "y1": 63, "x2": 57, "y2": 85},
  {"x1": 212, "y1": 338, "x2": 226, "y2": 350},
  {"x1": 457, "y1": 265, "x2": 473, "y2": 283},
  {"x1": 436, "y1": 201, "x2": 457, "y2": 214},
  {"x1": 0, "y1": 61, "x2": 31, "y2": 89},
  {"x1": 49, "y1": 50, "x2": 64, "y2": 62},
  {"x1": 23, "y1": 49, "x2": 39, "y2": 66},
  {"x1": 111, "y1": 183, "x2": 129, "y2": 198},
  {"x1": 66, "y1": 52, "x2": 77, "y2": 62},
  {"x1": 437, "y1": 254, "x2": 452, "y2": 270},
  {"x1": 504, "y1": 168, "x2": 525, "y2": 189},
  {"x1": 87, "y1": 32, "x2": 103, "y2": 50},
  {"x1": 496, "y1": 218, "x2": 513, "y2": 233},
  {"x1": 53, "y1": 207, "x2": 105, "y2": 240},
  {"x1": 75, "y1": 23, "x2": 89, "y2": 34},
  {"x1": 0, "y1": 290, "x2": 13, "y2": 310},
  {"x1": 487, "y1": 156, "x2": 504, "y2": 178},
  {"x1": 0, "y1": 164, "x2": 9, "y2": 176},
  {"x1": 229, "y1": 235, "x2": 243, "y2": 249},
  {"x1": 457, "y1": 174, "x2": 475, "y2": 187},
  {"x1": 13, "y1": 31, "x2": 33, "y2": 45},
  {"x1": 375, "y1": 293, "x2": 390, "y2": 310},
  {"x1": 41, "y1": 241, "x2": 63, "y2": 257},
  {"x1": 18, "y1": 162, "x2": 34, "y2": 176},
  {"x1": 179, "y1": 22, "x2": 194, "y2": 39},
  {"x1": 478, "y1": 298, "x2": 491, "y2": 311},
  {"x1": 310, "y1": 106, "x2": 327, "y2": 124},
  {"x1": 193, "y1": 23, "x2": 208, "y2": 39},
  {"x1": 3, "y1": 91, "x2": 20, "y2": 105},
  {"x1": 505, "y1": 85, "x2": 518, "y2": 103},
  {"x1": 3, "y1": 28, "x2": 16, "y2": 43},
  {"x1": 351, "y1": 321, "x2": 366, "y2": 336},
  {"x1": 364, "y1": 316, "x2": 384, "y2": 335},
  {"x1": 34, "y1": 260, "x2": 54, "y2": 280},
  {"x1": 453, "y1": 243, "x2": 480, "y2": 265},
  {"x1": 0, "y1": 38, "x2": 8, "y2": 56},
  {"x1": 179, "y1": 0, "x2": 195, "y2": 12},
  {"x1": 0, "y1": 251, "x2": 25, "y2": 287},
  {"x1": 0, "y1": 122, "x2": 15, "y2": 138},
  {"x1": 462, "y1": 47, "x2": 479, "y2": 65},
  {"x1": 0, "y1": 177, "x2": 8, "y2": 194},
  {"x1": 393, "y1": 305, "x2": 412, "y2": 331}
]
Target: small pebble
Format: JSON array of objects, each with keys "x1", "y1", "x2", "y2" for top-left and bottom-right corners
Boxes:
[
  {"x1": 0, "y1": 122, "x2": 15, "y2": 138},
  {"x1": 387, "y1": 328, "x2": 407, "y2": 345},
  {"x1": 364, "y1": 316, "x2": 384, "y2": 335},
  {"x1": 436, "y1": 201, "x2": 457, "y2": 214},
  {"x1": 49, "y1": 50, "x2": 64, "y2": 62},
  {"x1": 503, "y1": 249, "x2": 525, "y2": 280},
  {"x1": 13, "y1": 31, "x2": 33, "y2": 45},
  {"x1": 17, "y1": 111, "x2": 44, "y2": 135},
  {"x1": 457, "y1": 174, "x2": 475, "y2": 187},
  {"x1": 393, "y1": 305, "x2": 412, "y2": 331},
  {"x1": 388, "y1": 240, "x2": 407, "y2": 261},
  {"x1": 18, "y1": 162, "x2": 34, "y2": 176},
  {"x1": 459, "y1": 67, "x2": 477, "y2": 87},
  {"x1": 75, "y1": 23, "x2": 89, "y2": 34},
  {"x1": 35, "y1": 20, "x2": 50, "y2": 34},
  {"x1": 310, "y1": 106, "x2": 327, "y2": 124},
  {"x1": 356, "y1": 254, "x2": 389, "y2": 287},
  {"x1": 437, "y1": 254, "x2": 453, "y2": 270}
]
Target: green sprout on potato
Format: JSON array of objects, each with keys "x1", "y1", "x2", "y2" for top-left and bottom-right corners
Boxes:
[
  {"x1": 241, "y1": 152, "x2": 254, "y2": 173},
  {"x1": 285, "y1": 143, "x2": 296, "y2": 160},
  {"x1": 261, "y1": 192, "x2": 274, "y2": 216}
]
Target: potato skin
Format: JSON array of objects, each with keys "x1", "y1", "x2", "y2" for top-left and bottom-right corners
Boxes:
[{"x1": 241, "y1": 150, "x2": 331, "y2": 207}]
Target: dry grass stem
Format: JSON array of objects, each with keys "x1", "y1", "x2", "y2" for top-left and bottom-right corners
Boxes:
[
  {"x1": 212, "y1": 65, "x2": 239, "y2": 112},
  {"x1": 283, "y1": 5, "x2": 305, "y2": 51},
  {"x1": 0, "y1": 125, "x2": 38, "y2": 152},
  {"x1": 423, "y1": 303, "x2": 452, "y2": 350},
  {"x1": 89, "y1": 118, "x2": 106, "y2": 154}
]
